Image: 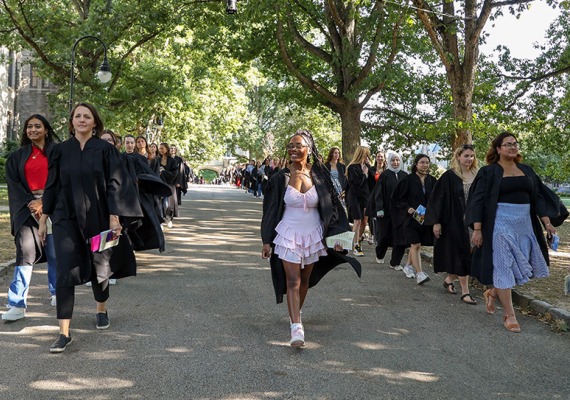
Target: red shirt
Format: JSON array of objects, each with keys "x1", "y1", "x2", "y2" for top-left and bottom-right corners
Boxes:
[{"x1": 24, "y1": 146, "x2": 48, "y2": 191}]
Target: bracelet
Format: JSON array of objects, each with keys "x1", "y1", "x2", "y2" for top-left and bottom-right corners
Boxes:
[{"x1": 546, "y1": 223, "x2": 551, "y2": 226}]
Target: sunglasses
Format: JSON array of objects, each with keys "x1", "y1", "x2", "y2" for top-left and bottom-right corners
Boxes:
[{"x1": 461, "y1": 144, "x2": 474, "y2": 150}]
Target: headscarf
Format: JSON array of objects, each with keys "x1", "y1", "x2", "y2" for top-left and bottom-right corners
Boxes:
[{"x1": 385, "y1": 150, "x2": 403, "y2": 173}]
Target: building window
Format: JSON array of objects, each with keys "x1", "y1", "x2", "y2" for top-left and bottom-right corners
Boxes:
[{"x1": 30, "y1": 69, "x2": 39, "y2": 88}]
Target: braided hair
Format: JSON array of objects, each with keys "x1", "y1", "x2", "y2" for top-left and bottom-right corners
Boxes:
[{"x1": 290, "y1": 129, "x2": 342, "y2": 211}]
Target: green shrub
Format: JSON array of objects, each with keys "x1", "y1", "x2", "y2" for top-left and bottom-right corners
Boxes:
[{"x1": 0, "y1": 157, "x2": 6, "y2": 184}]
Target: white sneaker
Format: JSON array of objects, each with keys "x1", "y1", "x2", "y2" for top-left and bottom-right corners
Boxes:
[
  {"x1": 403, "y1": 264, "x2": 416, "y2": 279},
  {"x1": 390, "y1": 265, "x2": 404, "y2": 271},
  {"x1": 85, "y1": 281, "x2": 92, "y2": 287},
  {"x1": 109, "y1": 279, "x2": 117, "y2": 285},
  {"x1": 416, "y1": 271, "x2": 430, "y2": 285},
  {"x1": 375, "y1": 258, "x2": 384, "y2": 264},
  {"x1": 51, "y1": 295, "x2": 57, "y2": 307},
  {"x1": 167, "y1": 220, "x2": 173, "y2": 228},
  {"x1": 290, "y1": 323, "x2": 305, "y2": 348},
  {"x1": 2, "y1": 307, "x2": 25, "y2": 321}
]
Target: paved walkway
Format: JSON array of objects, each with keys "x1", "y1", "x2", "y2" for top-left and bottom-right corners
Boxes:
[{"x1": 0, "y1": 185, "x2": 568, "y2": 399}]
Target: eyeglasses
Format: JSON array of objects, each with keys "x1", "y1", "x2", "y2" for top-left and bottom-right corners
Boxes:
[
  {"x1": 461, "y1": 144, "x2": 474, "y2": 150},
  {"x1": 501, "y1": 142, "x2": 520, "y2": 149},
  {"x1": 286, "y1": 143, "x2": 309, "y2": 150}
]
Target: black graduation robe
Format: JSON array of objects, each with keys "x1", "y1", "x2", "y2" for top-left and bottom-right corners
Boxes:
[
  {"x1": 465, "y1": 163, "x2": 568, "y2": 285},
  {"x1": 42, "y1": 136, "x2": 143, "y2": 286},
  {"x1": 122, "y1": 152, "x2": 166, "y2": 252},
  {"x1": 261, "y1": 167, "x2": 362, "y2": 304},
  {"x1": 6, "y1": 142, "x2": 56, "y2": 265},
  {"x1": 424, "y1": 170, "x2": 471, "y2": 275},
  {"x1": 151, "y1": 155, "x2": 179, "y2": 218},
  {"x1": 392, "y1": 172, "x2": 437, "y2": 246},
  {"x1": 370, "y1": 169, "x2": 408, "y2": 246}
]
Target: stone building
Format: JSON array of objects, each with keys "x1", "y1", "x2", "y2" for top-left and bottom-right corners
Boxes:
[{"x1": 0, "y1": 48, "x2": 56, "y2": 145}]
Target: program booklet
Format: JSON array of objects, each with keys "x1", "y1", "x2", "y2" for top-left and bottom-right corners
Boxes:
[
  {"x1": 413, "y1": 205, "x2": 426, "y2": 225},
  {"x1": 90, "y1": 229, "x2": 120, "y2": 253},
  {"x1": 325, "y1": 231, "x2": 356, "y2": 251}
]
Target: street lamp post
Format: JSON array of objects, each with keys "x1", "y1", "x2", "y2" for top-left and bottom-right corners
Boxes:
[{"x1": 69, "y1": 35, "x2": 112, "y2": 113}]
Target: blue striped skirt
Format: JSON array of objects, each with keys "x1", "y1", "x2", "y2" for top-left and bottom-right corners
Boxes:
[{"x1": 492, "y1": 203, "x2": 549, "y2": 289}]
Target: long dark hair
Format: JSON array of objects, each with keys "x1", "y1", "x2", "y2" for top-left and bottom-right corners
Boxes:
[
  {"x1": 68, "y1": 102, "x2": 104, "y2": 137},
  {"x1": 20, "y1": 114, "x2": 58, "y2": 146},
  {"x1": 486, "y1": 131, "x2": 522, "y2": 165},
  {"x1": 411, "y1": 153, "x2": 430, "y2": 175}
]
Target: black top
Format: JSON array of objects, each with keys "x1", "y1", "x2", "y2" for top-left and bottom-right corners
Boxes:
[{"x1": 498, "y1": 176, "x2": 532, "y2": 204}]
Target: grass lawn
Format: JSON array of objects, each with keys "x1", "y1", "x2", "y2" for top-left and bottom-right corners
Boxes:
[{"x1": 0, "y1": 212, "x2": 15, "y2": 264}]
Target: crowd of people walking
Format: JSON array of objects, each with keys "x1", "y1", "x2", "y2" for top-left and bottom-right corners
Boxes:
[
  {"x1": 259, "y1": 130, "x2": 567, "y2": 347},
  {"x1": 1, "y1": 105, "x2": 191, "y2": 353}
]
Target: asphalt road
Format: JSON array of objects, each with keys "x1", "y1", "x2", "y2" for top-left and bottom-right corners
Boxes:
[{"x1": 0, "y1": 184, "x2": 568, "y2": 399}]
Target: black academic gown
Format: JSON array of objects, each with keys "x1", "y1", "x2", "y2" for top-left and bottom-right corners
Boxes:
[
  {"x1": 152, "y1": 155, "x2": 179, "y2": 218},
  {"x1": 42, "y1": 137, "x2": 143, "y2": 287},
  {"x1": 392, "y1": 172, "x2": 436, "y2": 246},
  {"x1": 465, "y1": 163, "x2": 568, "y2": 285},
  {"x1": 346, "y1": 163, "x2": 370, "y2": 221},
  {"x1": 122, "y1": 152, "x2": 166, "y2": 252},
  {"x1": 6, "y1": 142, "x2": 56, "y2": 265},
  {"x1": 371, "y1": 169, "x2": 408, "y2": 246},
  {"x1": 425, "y1": 170, "x2": 471, "y2": 275},
  {"x1": 261, "y1": 167, "x2": 362, "y2": 304}
]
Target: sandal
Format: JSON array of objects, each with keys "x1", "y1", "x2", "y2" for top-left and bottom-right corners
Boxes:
[
  {"x1": 442, "y1": 280, "x2": 457, "y2": 294},
  {"x1": 503, "y1": 314, "x2": 521, "y2": 333},
  {"x1": 461, "y1": 293, "x2": 477, "y2": 305},
  {"x1": 483, "y1": 289, "x2": 496, "y2": 314}
]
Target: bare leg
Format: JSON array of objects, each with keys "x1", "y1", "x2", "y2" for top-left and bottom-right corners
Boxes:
[
  {"x1": 58, "y1": 319, "x2": 71, "y2": 337},
  {"x1": 352, "y1": 219, "x2": 361, "y2": 246},
  {"x1": 299, "y1": 264, "x2": 314, "y2": 311},
  {"x1": 457, "y1": 275, "x2": 469, "y2": 295},
  {"x1": 496, "y1": 288, "x2": 517, "y2": 320},
  {"x1": 359, "y1": 215, "x2": 368, "y2": 240},
  {"x1": 282, "y1": 260, "x2": 302, "y2": 324},
  {"x1": 96, "y1": 301, "x2": 107, "y2": 313},
  {"x1": 409, "y1": 243, "x2": 422, "y2": 273}
]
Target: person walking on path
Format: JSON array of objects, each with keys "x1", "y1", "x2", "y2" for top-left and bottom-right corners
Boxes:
[
  {"x1": 425, "y1": 145, "x2": 478, "y2": 304},
  {"x1": 346, "y1": 146, "x2": 371, "y2": 256},
  {"x1": 261, "y1": 130, "x2": 361, "y2": 348},
  {"x1": 324, "y1": 147, "x2": 347, "y2": 203},
  {"x1": 2, "y1": 114, "x2": 58, "y2": 322},
  {"x1": 152, "y1": 142, "x2": 179, "y2": 228},
  {"x1": 466, "y1": 132, "x2": 568, "y2": 332},
  {"x1": 370, "y1": 151, "x2": 408, "y2": 270},
  {"x1": 392, "y1": 154, "x2": 436, "y2": 285},
  {"x1": 38, "y1": 103, "x2": 142, "y2": 353}
]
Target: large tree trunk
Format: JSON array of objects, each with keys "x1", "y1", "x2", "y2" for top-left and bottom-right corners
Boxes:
[
  {"x1": 338, "y1": 104, "x2": 363, "y2": 163},
  {"x1": 450, "y1": 75, "x2": 474, "y2": 148}
]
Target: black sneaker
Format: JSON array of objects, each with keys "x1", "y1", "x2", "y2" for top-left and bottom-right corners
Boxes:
[
  {"x1": 50, "y1": 334, "x2": 72, "y2": 353},
  {"x1": 96, "y1": 311, "x2": 110, "y2": 330}
]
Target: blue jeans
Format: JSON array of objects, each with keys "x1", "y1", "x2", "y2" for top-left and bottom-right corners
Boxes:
[{"x1": 7, "y1": 234, "x2": 56, "y2": 308}]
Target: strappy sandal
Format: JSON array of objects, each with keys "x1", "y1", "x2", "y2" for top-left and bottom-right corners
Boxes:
[
  {"x1": 483, "y1": 289, "x2": 496, "y2": 315},
  {"x1": 461, "y1": 293, "x2": 477, "y2": 305},
  {"x1": 503, "y1": 314, "x2": 521, "y2": 333},
  {"x1": 442, "y1": 280, "x2": 457, "y2": 294}
]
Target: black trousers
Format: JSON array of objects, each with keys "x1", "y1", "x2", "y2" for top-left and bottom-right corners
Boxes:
[
  {"x1": 56, "y1": 268, "x2": 110, "y2": 320},
  {"x1": 375, "y1": 242, "x2": 406, "y2": 267}
]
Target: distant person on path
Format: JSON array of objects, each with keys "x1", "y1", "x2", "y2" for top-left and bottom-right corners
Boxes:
[
  {"x1": 370, "y1": 150, "x2": 408, "y2": 270},
  {"x1": 148, "y1": 143, "x2": 158, "y2": 165},
  {"x1": 170, "y1": 144, "x2": 188, "y2": 205},
  {"x1": 2, "y1": 114, "x2": 58, "y2": 322},
  {"x1": 365, "y1": 149, "x2": 387, "y2": 245},
  {"x1": 346, "y1": 146, "x2": 371, "y2": 256},
  {"x1": 324, "y1": 147, "x2": 347, "y2": 203},
  {"x1": 261, "y1": 130, "x2": 361, "y2": 348},
  {"x1": 136, "y1": 136, "x2": 150, "y2": 159},
  {"x1": 38, "y1": 103, "x2": 142, "y2": 353},
  {"x1": 466, "y1": 132, "x2": 567, "y2": 332},
  {"x1": 392, "y1": 154, "x2": 436, "y2": 285},
  {"x1": 152, "y1": 142, "x2": 179, "y2": 228},
  {"x1": 425, "y1": 145, "x2": 478, "y2": 304}
]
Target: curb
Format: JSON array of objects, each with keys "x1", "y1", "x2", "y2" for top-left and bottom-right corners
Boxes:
[{"x1": 420, "y1": 251, "x2": 570, "y2": 326}]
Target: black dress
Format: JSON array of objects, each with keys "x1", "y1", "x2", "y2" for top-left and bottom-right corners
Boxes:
[
  {"x1": 261, "y1": 167, "x2": 362, "y2": 304},
  {"x1": 372, "y1": 169, "x2": 408, "y2": 249},
  {"x1": 346, "y1": 163, "x2": 370, "y2": 220},
  {"x1": 425, "y1": 170, "x2": 471, "y2": 276},
  {"x1": 392, "y1": 173, "x2": 436, "y2": 246},
  {"x1": 42, "y1": 136, "x2": 143, "y2": 286}
]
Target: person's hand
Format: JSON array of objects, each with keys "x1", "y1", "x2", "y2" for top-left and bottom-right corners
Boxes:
[
  {"x1": 471, "y1": 229, "x2": 483, "y2": 248},
  {"x1": 408, "y1": 207, "x2": 415, "y2": 215},
  {"x1": 433, "y1": 223, "x2": 442, "y2": 239},
  {"x1": 109, "y1": 215, "x2": 122, "y2": 239},
  {"x1": 28, "y1": 199, "x2": 42, "y2": 215},
  {"x1": 38, "y1": 216, "x2": 48, "y2": 246},
  {"x1": 262, "y1": 244, "x2": 272, "y2": 259},
  {"x1": 545, "y1": 223, "x2": 556, "y2": 237},
  {"x1": 333, "y1": 241, "x2": 343, "y2": 252},
  {"x1": 362, "y1": 163, "x2": 368, "y2": 175}
]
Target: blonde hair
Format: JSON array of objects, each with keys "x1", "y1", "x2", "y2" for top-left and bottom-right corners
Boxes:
[
  {"x1": 450, "y1": 144, "x2": 478, "y2": 179},
  {"x1": 346, "y1": 146, "x2": 370, "y2": 175}
]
